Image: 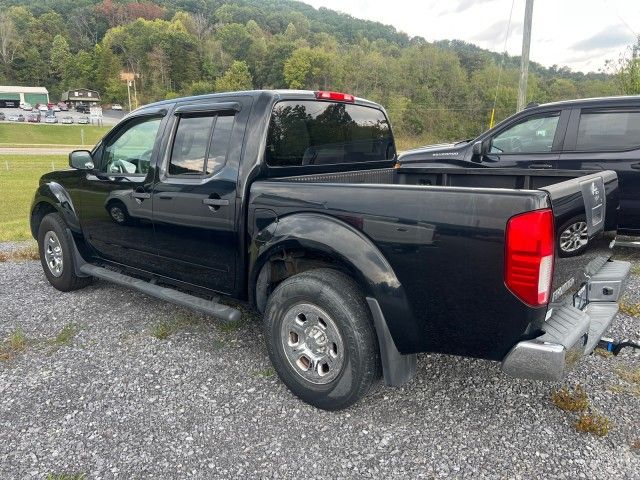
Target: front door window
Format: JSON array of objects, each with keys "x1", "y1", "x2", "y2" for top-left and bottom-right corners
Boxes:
[
  {"x1": 491, "y1": 113, "x2": 560, "y2": 154},
  {"x1": 101, "y1": 117, "x2": 162, "y2": 175}
]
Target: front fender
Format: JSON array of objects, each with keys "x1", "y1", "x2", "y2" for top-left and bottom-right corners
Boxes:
[
  {"x1": 30, "y1": 181, "x2": 82, "y2": 236},
  {"x1": 249, "y1": 213, "x2": 421, "y2": 353}
]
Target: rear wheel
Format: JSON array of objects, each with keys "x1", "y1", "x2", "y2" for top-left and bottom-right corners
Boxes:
[
  {"x1": 38, "y1": 213, "x2": 92, "y2": 292},
  {"x1": 264, "y1": 268, "x2": 380, "y2": 410}
]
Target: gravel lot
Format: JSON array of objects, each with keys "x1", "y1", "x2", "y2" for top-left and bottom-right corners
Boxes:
[{"x1": 0, "y1": 242, "x2": 638, "y2": 479}]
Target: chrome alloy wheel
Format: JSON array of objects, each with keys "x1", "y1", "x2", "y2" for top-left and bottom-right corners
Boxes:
[
  {"x1": 280, "y1": 303, "x2": 345, "y2": 385},
  {"x1": 44, "y1": 231, "x2": 64, "y2": 277},
  {"x1": 559, "y1": 221, "x2": 588, "y2": 253}
]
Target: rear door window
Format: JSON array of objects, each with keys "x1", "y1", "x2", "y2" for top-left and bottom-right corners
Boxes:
[
  {"x1": 169, "y1": 113, "x2": 234, "y2": 176},
  {"x1": 575, "y1": 109, "x2": 640, "y2": 151},
  {"x1": 266, "y1": 100, "x2": 395, "y2": 167}
]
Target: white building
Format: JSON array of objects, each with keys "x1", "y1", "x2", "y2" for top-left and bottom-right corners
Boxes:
[{"x1": 0, "y1": 86, "x2": 49, "y2": 107}]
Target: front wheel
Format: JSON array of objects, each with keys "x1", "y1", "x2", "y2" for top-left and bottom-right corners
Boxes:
[
  {"x1": 264, "y1": 269, "x2": 380, "y2": 410},
  {"x1": 38, "y1": 213, "x2": 92, "y2": 292}
]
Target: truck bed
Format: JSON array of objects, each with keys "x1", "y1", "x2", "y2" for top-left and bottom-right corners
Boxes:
[{"x1": 251, "y1": 167, "x2": 619, "y2": 361}]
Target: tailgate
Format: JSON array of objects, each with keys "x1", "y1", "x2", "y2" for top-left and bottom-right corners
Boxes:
[{"x1": 540, "y1": 170, "x2": 620, "y2": 306}]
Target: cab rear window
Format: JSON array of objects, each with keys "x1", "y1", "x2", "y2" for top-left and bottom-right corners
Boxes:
[{"x1": 266, "y1": 100, "x2": 395, "y2": 167}]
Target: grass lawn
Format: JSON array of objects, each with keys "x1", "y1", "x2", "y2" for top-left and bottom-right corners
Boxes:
[
  {"x1": 0, "y1": 123, "x2": 110, "y2": 147},
  {"x1": 0, "y1": 154, "x2": 68, "y2": 242}
]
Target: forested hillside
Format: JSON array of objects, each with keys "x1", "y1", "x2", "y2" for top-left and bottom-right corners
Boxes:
[{"x1": 0, "y1": 0, "x2": 627, "y2": 146}]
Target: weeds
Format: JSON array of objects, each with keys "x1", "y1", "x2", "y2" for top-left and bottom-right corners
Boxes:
[
  {"x1": 46, "y1": 474, "x2": 86, "y2": 480},
  {"x1": 551, "y1": 385, "x2": 590, "y2": 412},
  {"x1": 0, "y1": 244, "x2": 39, "y2": 262},
  {"x1": 616, "y1": 365, "x2": 640, "y2": 385},
  {"x1": 0, "y1": 328, "x2": 29, "y2": 362},
  {"x1": 48, "y1": 323, "x2": 80, "y2": 352},
  {"x1": 255, "y1": 367, "x2": 275, "y2": 378},
  {"x1": 151, "y1": 313, "x2": 199, "y2": 340},
  {"x1": 574, "y1": 413, "x2": 612, "y2": 437},
  {"x1": 218, "y1": 319, "x2": 245, "y2": 334},
  {"x1": 619, "y1": 301, "x2": 640, "y2": 318}
]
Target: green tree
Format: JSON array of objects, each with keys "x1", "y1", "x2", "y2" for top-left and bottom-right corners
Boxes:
[
  {"x1": 49, "y1": 34, "x2": 71, "y2": 81},
  {"x1": 215, "y1": 60, "x2": 252, "y2": 92}
]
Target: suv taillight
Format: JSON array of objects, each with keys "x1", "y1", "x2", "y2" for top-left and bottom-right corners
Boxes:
[{"x1": 505, "y1": 209, "x2": 554, "y2": 307}]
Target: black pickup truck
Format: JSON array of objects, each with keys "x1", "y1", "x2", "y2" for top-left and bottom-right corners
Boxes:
[
  {"x1": 30, "y1": 90, "x2": 629, "y2": 410},
  {"x1": 398, "y1": 96, "x2": 640, "y2": 246}
]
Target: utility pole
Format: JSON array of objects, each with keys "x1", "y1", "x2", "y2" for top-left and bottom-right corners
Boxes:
[{"x1": 517, "y1": 0, "x2": 534, "y2": 112}]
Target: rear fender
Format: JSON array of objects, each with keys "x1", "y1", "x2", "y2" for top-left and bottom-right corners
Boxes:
[{"x1": 249, "y1": 213, "x2": 418, "y2": 386}]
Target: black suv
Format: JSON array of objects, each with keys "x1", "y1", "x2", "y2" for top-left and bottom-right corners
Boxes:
[{"x1": 399, "y1": 96, "x2": 640, "y2": 245}]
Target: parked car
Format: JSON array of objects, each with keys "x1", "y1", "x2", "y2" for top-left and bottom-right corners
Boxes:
[
  {"x1": 77, "y1": 116, "x2": 89, "y2": 124},
  {"x1": 52, "y1": 104, "x2": 61, "y2": 112},
  {"x1": 58, "y1": 102, "x2": 68, "y2": 111},
  {"x1": 75, "y1": 104, "x2": 90, "y2": 114},
  {"x1": 27, "y1": 113, "x2": 40, "y2": 123},
  {"x1": 111, "y1": 103, "x2": 123, "y2": 111},
  {"x1": 30, "y1": 90, "x2": 629, "y2": 410},
  {"x1": 37, "y1": 104, "x2": 49, "y2": 112},
  {"x1": 398, "y1": 96, "x2": 640, "y2": 239},
  {"x1": 0, "y1": 112, "x2": 5, "y2": 121},
  {"x1": 44, "y1": 111, "x2": 57, "y2": 124},
  {"x1": 61, "y1": 116, "x2": 74, "y2": 124},
  {"x1": 8, "y1": 113, "x2": 25, "y2": 122},
  {"x1": 21, "y1": 102, "x2": 33, "y2": 111}
]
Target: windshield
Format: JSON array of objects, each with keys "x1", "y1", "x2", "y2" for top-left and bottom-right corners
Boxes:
[{"x1": 266, "y1": 100, "x2": 395, "y2": 167}]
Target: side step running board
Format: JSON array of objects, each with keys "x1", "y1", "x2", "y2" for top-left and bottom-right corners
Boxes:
[{"x1": 79, "y1": 263, "x2": 242, "y2": 323}]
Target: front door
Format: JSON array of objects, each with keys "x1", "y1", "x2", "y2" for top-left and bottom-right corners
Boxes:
[
  {"x1": 78, "y1": 112, "x2": 165, "y2": 270},
  {"x1": 478, "y1": 109, "x2": 566, "y2": 169},
  {"x1": 151, "y1": 100, "x2": 248, "y2": 294}
]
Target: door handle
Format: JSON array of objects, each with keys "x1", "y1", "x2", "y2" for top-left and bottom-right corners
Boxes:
[
  {"x1": 631, "y1": 162, "x2": 640, "y2": 170},
  {"x1": 132, "y1": 192, "x2": 151, "y2": 199},
  {"x1": 203, "y1": 198, "x2": 229, "y2": 207},
  {"x1": 528, "y1": 163, "x2": 553, "y2": 169}
]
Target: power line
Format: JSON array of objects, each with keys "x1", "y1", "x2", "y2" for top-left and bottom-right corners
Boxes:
[{"x1": 490, "y1": 0, "x2": 516, "y2": 128}]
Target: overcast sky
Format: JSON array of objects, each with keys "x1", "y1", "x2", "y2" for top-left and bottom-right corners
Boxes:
[{"x1": 304, "y1": 0, "x2": 639, "y2": 73}]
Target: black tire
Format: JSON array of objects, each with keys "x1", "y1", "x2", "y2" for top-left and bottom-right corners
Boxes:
[
  {"x1": 557, "y1": 215, "x2": 589, "y2": 258},
  {"x1": 264, "y1": 268, "x2": 380, "y2": 410},
  {"x1": 37, "y1": 213, "x2": 92, "y2": 292}
]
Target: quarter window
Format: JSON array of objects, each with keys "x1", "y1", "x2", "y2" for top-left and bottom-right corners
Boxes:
[
  {"x1": 491, "y1": 113, "x2": 560, "y2": 154},
  {"x1": 169, "y1": 114, "x2": 234, "y2": 176},
  {"x1": 575, "y1": 110, "x2": 640, "y2": 151}
]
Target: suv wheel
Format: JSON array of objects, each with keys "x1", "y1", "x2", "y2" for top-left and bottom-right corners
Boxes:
[
  {"x1": 264, "y1": 269, "x2": 380, "y2": 410},
  {"x1": 557, "y1": 216, "x2": 589, "y2": 257},
  {"x1": 38, "y1": 213, "x2": 92, "y2": 292}
]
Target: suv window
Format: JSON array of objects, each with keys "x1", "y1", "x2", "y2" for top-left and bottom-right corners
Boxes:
[
  {"x1": 575, "y1": 109, "x2": 640, "y2": 151},
  {"x1": 102, "y1": 116, "x2": 162, "y2": 174},
  {"x1": 491, "y1": 112, "x2": 560, "y2": 154},
  {"x1": 169, "y1": 114, "x2": 234, "y2": 176},
  {"x1": 266, "y1": 100, "x2": 395, "y2": 167}
]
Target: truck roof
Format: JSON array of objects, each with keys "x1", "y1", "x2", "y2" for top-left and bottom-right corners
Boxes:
[
  {"x1": 531, "y1": 95, "x2": 640, "y2": 111},
  {"x1": 136, "y1": 89, "x2": 384, "y2": 113}
]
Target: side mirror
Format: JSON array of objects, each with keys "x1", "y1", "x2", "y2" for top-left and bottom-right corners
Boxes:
[
  {"x1": 472, "y1": 140, "x2": 487, "y2": 156},
  {"x1": 69, "y1": 150, "x2": 94, "y2": 170}
]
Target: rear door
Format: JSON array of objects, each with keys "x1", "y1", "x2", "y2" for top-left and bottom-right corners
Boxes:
[
  {"x1": 477, "y1": 109, "x2": 568, "y2": 169},
  {"x1": 558, "y1": 107, "x2": 640, "y2": 234},
  {"x1": 150, "y1": 97, "x2": 252, "y2": 294}
]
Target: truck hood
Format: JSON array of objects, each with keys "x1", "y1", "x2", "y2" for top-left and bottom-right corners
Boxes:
[{"x1": 399, "y1": 141, "x2": 470, "y2": 164}]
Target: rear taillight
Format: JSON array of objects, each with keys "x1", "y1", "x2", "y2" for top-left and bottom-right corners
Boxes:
[
  {"x1": 315, "y1": 91, "x2": 355, "y2": 102},
  {"x1": 505, "y1": 209, "x2": 555, "y2": 307}
]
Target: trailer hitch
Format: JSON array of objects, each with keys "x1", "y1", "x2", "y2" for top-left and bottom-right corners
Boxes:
[{"x1": 597, "y1": 337, "x2": 640, "y2": 356}]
